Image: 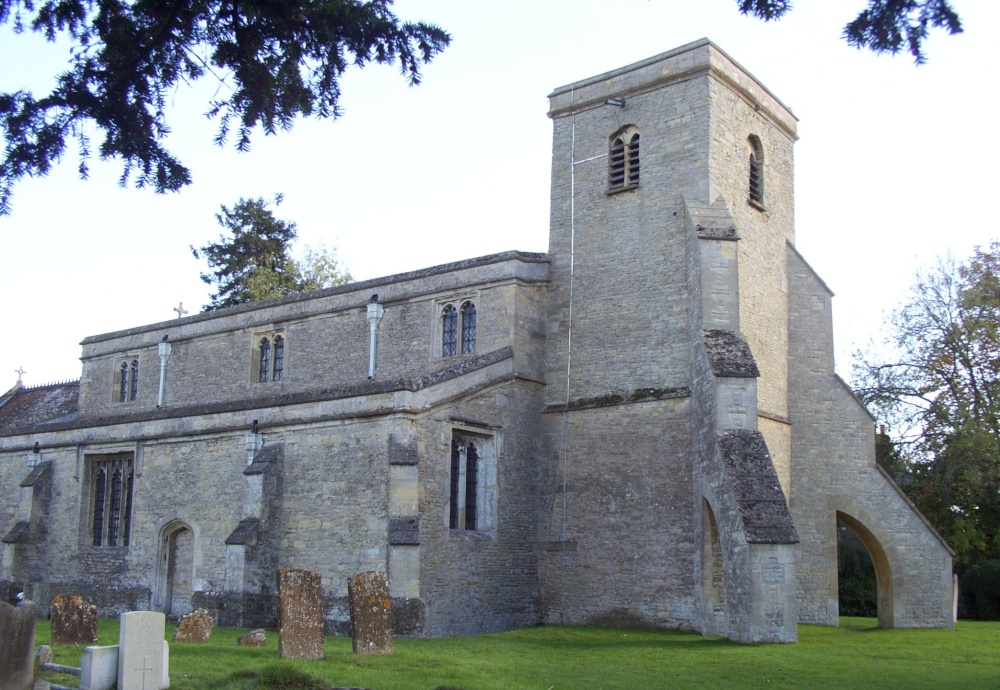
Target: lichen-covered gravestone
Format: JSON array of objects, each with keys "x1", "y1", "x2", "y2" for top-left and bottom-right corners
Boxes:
[
  {"x1": 0, "y1": 601, "x2": 36, "y2": 690},
  {"x1": 277, "y1": 568, "x2": 324, "y2": 660},
  {"x1": 118, "y1": 611, "x2": 167, "y2": 690},
  {"x1": 173, "y1": 608, "x2": 214, "y2": 643},
  {"x1": 348, "y1": 571, "x2": 393, "y2": 655},
  {"x1": 50, "y1": 595, "x2": 98, "y2": 645}
]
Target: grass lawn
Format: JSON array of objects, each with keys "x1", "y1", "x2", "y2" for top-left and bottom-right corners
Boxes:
[{"x1": 34, "y1": 617, "x2": 1000, "y2": 689}]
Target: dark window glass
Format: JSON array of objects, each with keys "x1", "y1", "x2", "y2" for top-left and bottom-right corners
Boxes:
[
  {"x1": 129, "y1": 360, "x2": 139, "y2": 401},
  {"x1": 273, "y1": 336, "x2": 284, "y2": 381},
  {"x1": 449, "y1": 441, "x2": 460, "y2": 529},
  {"x1": 119, "y1": 362, "x2": 129, "y2": 403},
  {"x1": 92, "y1": 468, "x2": 106, "y2": 545},
  {"x1": 121, "y1": 466, "x2": 133, "y2": 547},
  {"x1": 108, "y1": 468, "x2": 122, "y2": 546},
  {"x1": 461, "y1": 302, "x2": 477, "y2": 355},
  {"x1": 259, "y1": 338, "x2": 271, "y2": 382},
  {"x1": 442, "y1": 305, "x2": 458, "y2": 357},
  {"x1": 465, "y1": 443, "x2": 479, "y2": 530}
]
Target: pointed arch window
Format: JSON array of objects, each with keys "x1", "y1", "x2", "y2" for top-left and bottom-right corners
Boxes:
[
  {"x1": 748, "y1": 135, "x2": 765, "y2": 207},
  {"x1": 442, "y1": 304, "x2": 458, "y2": 357},
  {"x1": 460, "y1": 301, "x2": 477, "y2": 355},
  {"x1": 609, "y1": 126, "x2": 640, "y2": 190},
  {"x1": 252, "y1": 330, "x2": 288, "y2": 383},
  {"x1": 114, "y1": 358, "x2": 139, "y2": 403},
  {"x1": 258, "y1": 337, "x2": 272, "y2": 382}
]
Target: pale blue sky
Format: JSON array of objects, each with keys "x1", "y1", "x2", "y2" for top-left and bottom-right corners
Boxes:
[{"x1": 2, "y1": 0, "x2": 997, "y2": 386}]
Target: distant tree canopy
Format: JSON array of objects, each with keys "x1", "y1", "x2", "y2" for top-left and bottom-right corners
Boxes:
[
  {"x1": 854, "y1": 241, "x2": 1000, "y2": 573},
  {"x1": 0, "y1": 0, "x2": 450, "y2": 215},
  {"x1": 737, "y1": 0, "x2": 963, "y2": 63},
  {"x1": 192, "y1": 195, "x2": 352, "y2": 310}
]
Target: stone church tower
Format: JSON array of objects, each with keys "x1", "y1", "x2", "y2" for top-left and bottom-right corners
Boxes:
[
  {"x1": 0, "y1": 40, "x2": 953, "y2": 643},
  {"x1": 536, "y1": 40, "x2": 953, "y2": 640}
]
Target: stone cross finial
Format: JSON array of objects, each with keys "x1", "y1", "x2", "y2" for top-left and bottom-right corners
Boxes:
[
  {"x1": 15, "y1": 366, "x2": 25, "y2": 384},
  {"x1": 173, "y1": 302, "x2": 188, "y2": 319}
]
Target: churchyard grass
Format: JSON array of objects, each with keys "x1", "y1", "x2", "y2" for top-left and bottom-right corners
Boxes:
[{"x1": 34, "y1": 617, "x2": 999, "y2": 689}]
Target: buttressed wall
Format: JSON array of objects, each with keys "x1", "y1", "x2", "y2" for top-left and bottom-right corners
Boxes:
[{"x1": 0, "y1": 39, "x2": 953, "y2": 642}]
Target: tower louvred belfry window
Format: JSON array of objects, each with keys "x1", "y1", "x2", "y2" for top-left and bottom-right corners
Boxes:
[
  {"x1": 609, "y1": 127, "x2": 640, "y2": 189},
  {"x1": 748, "y1": 135, "x2": 764, "y2": 206}
]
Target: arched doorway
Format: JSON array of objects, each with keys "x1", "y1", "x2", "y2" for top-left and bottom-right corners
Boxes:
[
  {"x1": 701, "y1": 499, "x2": 727, "y2": 634},
  {"x1": 157, "y1": 520, "x2": 195, "y2": 618},
  {"x1": 836, "y1": 511, "x2": 894, "y2": 628}
]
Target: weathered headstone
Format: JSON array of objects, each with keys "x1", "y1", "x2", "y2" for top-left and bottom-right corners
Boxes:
[
  {"x1": 50, "y1": 595, "x2": 98, "y2": 646},
  {"x1": 80, "y1": 645, "x2": 118, "y2": 690},
  {"x1": 237, "y1": 628, "x2": 267, "y2": 647},
  {"x1": 34, "y1": 644, "x2": 52, "y2": 672},
  {"x1": 277, "y1": 568, "x2": 324, "y2": 660},
  {"x1": 348, "y1": 571, "x2": 393, "y2": 656},
  {"x1": 117, "y1": 611, "x2": 166, "y2": 690},
  {"x1": 172, "y1": 608, "x2": 214, "y2": 643},
  {"x1": 0, "y1": 601, "x2": 36, "y2": 690}
]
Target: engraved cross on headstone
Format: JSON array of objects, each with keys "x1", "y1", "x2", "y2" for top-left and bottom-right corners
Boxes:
[
  {"x1": 173, "y1": 302, "x2": 188, "y2": 319},
  {"x1": 15, "y1": 366, "x2": 25, "y2": 384},
  {"x1": 136, "y1": 655, "x2": 156, "y2": 690}
]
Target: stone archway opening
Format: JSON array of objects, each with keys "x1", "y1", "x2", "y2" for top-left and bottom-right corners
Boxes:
[
  {"x1": 701, "y1": 498, "x2": 727, "y2": 635},
  {"x1": 836, "y1": 511, "x2": 894, "y2": 628},
  {"x1": 156, "y1": 520, "x2": 195, "y2": 619}
]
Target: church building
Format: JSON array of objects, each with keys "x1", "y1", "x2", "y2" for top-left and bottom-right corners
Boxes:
[{"x1": 0, "y1": 40, "x2": 954, "y2": 642}]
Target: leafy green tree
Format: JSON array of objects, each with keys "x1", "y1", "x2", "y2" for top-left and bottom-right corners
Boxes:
[
  {"x1": 0, "y1": 0, "x2": 450, "y2": 215},
  {"x1": 854, "y1": 241, "x2": 1000, "y2": 572},
  {"x1": 737, "y1": 0, "x2": 963, "y2": 63},
  {"x1": 192, "y1": 195, "x2": 351, "y2": 310}
]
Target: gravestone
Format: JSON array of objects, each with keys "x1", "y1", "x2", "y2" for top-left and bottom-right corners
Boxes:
[
  {"x1": 277, "y1": 568, "x2": 324, "y2": 660},
  {"x1": 51, "y1": 595, "x2": 99, "y2": 645},
  {"x1": 0, "y1": 601, "x2": 36, "y2": 690},
  {"x1": 118, "y1": 611, "x2": 166, "y2": 690},
  {"x1": 237, "y1": 628, "x2": 267, "y2": 647},
  {"x1": 172, "y1": 608, "x2": 214, "y2": 643},
  {"x1": 80, "y1": 645, "x2": 118, "y2": 690},
  {"x1": 348, "y1": 571, "x2": 393, "y2": 655}
]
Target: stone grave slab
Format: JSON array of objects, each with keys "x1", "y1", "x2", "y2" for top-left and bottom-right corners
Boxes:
[
  {"x1": 173, "y1": 608, "x2": 214, "y2": 643},
  {"x1": 0, "y1": 601, "x2": 35, "y2": 690},
  {"x1": 51, "y1": 595, "x2": 98, "y2": 646},
  {"x1": 277, "y1": 568, "x2": 324, "y2": 660},
  {"x1": 237, "y1": 629, "x2": 267, "y2": 647},
  {"x1": 80, "y1": 645, "x2": 118, "y2": 690},
  {"x1": 118, "y1": 611, "x2": 166, "y2": 690},
  {"x1": 348, "y1": 571, "x2": 394, "y2": 655}
]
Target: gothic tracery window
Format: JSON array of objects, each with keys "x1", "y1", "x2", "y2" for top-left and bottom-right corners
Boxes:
[
  {"x1": 90, "y1": 455, "x2": 134, "y2": 547},
  {"x1": 254, "y1": 332, "x2": 286, "y2": 383},
  {"x1": 442, "y1": 301, "x2": 476, "y2": 357},
  {"x1": 115, "y1": 358, "x2": 139, "y2": 402},
  {"x1": 448, "y1": 433, "x2": 496, "y2": 532}
]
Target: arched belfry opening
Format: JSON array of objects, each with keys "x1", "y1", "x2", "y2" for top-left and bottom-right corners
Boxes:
[
  {"x1": 836, "y1": 511, "x2": 894, "y2": 628},
  {"x1": 701, "y1": 499, "x2": 727, "y2": 635},
  {"x1": 155, "y1": 518, "x2": 197, "y2": 618}
]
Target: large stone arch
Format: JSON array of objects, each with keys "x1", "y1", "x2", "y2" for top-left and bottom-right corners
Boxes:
[
  {"x1": 827, "y1": 499, "x2": 903, "y2": 628},
  {"x1": 153, "y1": 517, "x2": 202, "y2": 617},
  {"x1": 836, "y1": 510, "x2": 894, "y2": 628}
]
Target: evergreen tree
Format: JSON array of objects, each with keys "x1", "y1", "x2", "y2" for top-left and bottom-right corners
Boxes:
[
  {"x1": 0, "y1": 0, "x2": 450, "y2": 215},
  {"x1": 738, "y1": 0, "x2": 962, "y2": 64},
  {"x1": 192, "y1": 195, "x2": 351, "y2": 310}
]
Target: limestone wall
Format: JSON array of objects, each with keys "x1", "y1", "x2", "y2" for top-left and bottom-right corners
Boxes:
[
  {"x1": 77, "y1": 253, "x2": 548, "y2": 418},
  {"x1": 788, "y1": 246, "x2": 954, "y2": 627}
]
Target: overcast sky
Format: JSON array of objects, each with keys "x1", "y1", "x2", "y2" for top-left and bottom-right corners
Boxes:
[{"x1": 1, "y1": 0, "x2": 996, "y2": 388}]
